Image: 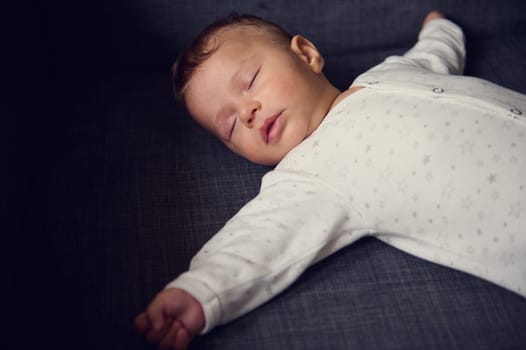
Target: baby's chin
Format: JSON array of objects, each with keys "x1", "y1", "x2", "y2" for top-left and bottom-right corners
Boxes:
[
  {"x1": 239, "y1": 132, "x2": 306, "y2": 166},
  {"x1": 245, "y1": 145, "x2": 298, "y2": 166},
  {"x1": 247, "y1": 154, "x2": 283, "y2": 167}
]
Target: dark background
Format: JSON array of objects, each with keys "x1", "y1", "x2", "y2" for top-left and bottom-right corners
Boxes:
[{"x1": 9, "y1": 1, "x2": 526, "y2": 349}]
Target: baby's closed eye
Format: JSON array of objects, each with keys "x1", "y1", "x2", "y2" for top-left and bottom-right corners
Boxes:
[
  {"x1": 229, "y1": 113, "x2": 238, "y2": 139},
  {"x1": 247, "y1": 67, "x2": 261, "y2": 90}
]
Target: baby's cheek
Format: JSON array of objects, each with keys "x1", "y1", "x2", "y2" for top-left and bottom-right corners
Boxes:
[{"x1": 233, "y1": 138, "x2": 271, "y2": 165}]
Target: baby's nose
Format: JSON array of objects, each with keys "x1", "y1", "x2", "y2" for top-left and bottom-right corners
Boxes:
[{"x1": 239, "y1": 100, "x2": 261, "y2": 128}]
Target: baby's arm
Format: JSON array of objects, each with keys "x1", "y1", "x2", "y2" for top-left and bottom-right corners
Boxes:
[
  {"x1": 163, "y1": 170, "x2": 363, "y2": 334},
  {"x1": 360, "y1": 11, "x2": 466, "y2": 78},
  {"x1": 135, "y1": 288, "x2": 204, "y2": 349},
  {"x1": 402, "y1": 11, "x2": 466, "y2": 75},
  {"x1": 422, "y1": 10, "x2": 446, "y2": 28},
  {"x1": 134, "y1": 171, "x2": 360, "y2": 346}
]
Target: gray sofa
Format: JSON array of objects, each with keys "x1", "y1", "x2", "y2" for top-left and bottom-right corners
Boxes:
[{"x1": 15, "y1": 0, "x2": 526, "y2": 349}]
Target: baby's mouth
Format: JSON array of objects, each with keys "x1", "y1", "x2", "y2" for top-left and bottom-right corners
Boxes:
[{"x1": 260, "y1": 111, "x2": 283, "y2": 144}]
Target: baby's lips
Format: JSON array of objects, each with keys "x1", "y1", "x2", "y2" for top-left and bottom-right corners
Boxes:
[{"x1": 259, "y1": 111, "x2": 283, "y2": 144}]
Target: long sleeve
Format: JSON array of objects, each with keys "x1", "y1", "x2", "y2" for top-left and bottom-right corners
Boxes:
[
  {"x1": 365, "y1": 18, "x2": 466, "y2": 76},
  {"x1": 403, "y1": 18, "x2": 465, "y2": 74},
  {"x1": 166, "y1": 169, "x2": 367, "y2": 333}
]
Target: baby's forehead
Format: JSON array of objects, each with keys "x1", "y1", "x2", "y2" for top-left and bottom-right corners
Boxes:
[
  {"x1": 211, "y1": 24, "x2": 281, "y2": 47},
  {"x1": 183, "y1": 24, "x2": 288, "y2": 102}
]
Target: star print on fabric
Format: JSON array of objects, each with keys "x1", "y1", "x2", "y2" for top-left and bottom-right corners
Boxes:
[
  {"x1": 427, "y1": 131, "x2": 436, "y2": 141},
  {"x1": 499, "y1": 252, "x2": 514, "y2": 267},
  {"x1": 508, "y1": 201, "x2": 524, "y2": 218},
  {"x1": 260, "y1": 65, "x2": 526, "y2": 302},
  {"x1": 441, "y1": 182, "x2": 456, "y2": 199},
  {"x1": 502, "y1": 120, "x2": 514, "y2": 129},
  {"x1": 488, "y1": 173, "x2": 497, "y2": 184},
  {"x1": 492, "y1": 191, "x2": 500, "y2": 201},
  {"x1": 398, "y1": 126, "x2": 411, "y2": 138},
  {"x1": 425, "y1": 171, "x2": 434, "y2": 182},
  {"x1": 423, "y1": 155, "x2": 431, "y2": 165},
  {"x1": 378, "y1": 167, "x2": 393, "y2": 183},
  {"x1": 461, "y1": 196, "x2": 473, "y2": 209},
  {"x1": 397, "y1": 180, "x2": 409, "y2": 193},
  {"x1": 459, "y1": 141, "x2": 474, "y2": 154}
]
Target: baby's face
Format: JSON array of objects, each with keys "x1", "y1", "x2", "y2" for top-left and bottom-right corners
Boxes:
[{"x1": 184, "y1": 28, "x2": 337, "y2": 165}]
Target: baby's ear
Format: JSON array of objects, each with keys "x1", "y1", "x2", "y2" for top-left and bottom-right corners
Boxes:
[{"x1": 290, "y1": 35, "x2": 324, "y2": 74}]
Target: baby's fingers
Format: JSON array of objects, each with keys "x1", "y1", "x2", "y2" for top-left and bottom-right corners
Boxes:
[
  {"x1": 146, "y1": 300, "x2": 168, "y2": 331},
  {"x1": 172, "y1": 322, "x2": 192, "y2": 350},
  {"x1": 158, "y1": 321, "x2": 178, "y2": 350},
  {"x1": 422, "y1": 10, "x2": 445, "y2": 27},
  {"x1": 158, "y1": 320, "x2": 190, "y2": 350},
  {"x1": 134, "y1": 312, "x2": 150, "y2": 334},
  {"x1": 145, "y1": 317, "x2": 173, "y2": 345},
  {"x1": 154, "y1": 321, "x2": 192, "y2": 350}
]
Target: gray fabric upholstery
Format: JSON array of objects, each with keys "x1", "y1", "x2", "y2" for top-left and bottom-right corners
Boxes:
[{"x1": 15, "y1": 0, "x2": 526, "y2": 349}]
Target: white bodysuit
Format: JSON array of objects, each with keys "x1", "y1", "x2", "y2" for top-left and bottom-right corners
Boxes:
[{"x1": 168, "y1": 19, "x2": 526, "y2": 333}]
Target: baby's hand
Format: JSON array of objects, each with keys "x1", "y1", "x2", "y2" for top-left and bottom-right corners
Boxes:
[
  {"x1": 135, "y1": 288, "x2": 205, "y2": 350},
  {"x1": 422, "y1": 10, "x2": 446, "y2": 28}
]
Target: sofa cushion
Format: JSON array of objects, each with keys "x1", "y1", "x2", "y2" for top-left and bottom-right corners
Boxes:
[{"x1": 20, "y1": 0, "x2": 526, "y2": 349}]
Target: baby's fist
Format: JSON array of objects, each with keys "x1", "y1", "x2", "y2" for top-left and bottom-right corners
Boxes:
[
  {"x1": 135, "y1": 288, "x2": 205, "y2": 349},
  {"x1": 423, "y1": 10, "x2": 446, "y2": 27}
]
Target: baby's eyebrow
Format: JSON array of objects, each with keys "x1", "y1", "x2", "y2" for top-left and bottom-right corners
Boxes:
[
  {"x1": 230, "y1": 65, "x2": 244, "y2": 87},
  {"x1": 230, "y1": 57, "x2": 252, "y2": 86}
]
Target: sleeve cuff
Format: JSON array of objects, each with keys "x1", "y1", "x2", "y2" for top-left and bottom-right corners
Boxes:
[
  {"x1": 419, "y1": 18, "x2": 464, "y2": 44},
  {"x1": 165, "y1": 274, "x2": 223, "y2": 334}
]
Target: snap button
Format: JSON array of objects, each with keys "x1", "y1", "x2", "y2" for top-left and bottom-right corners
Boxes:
[
  {"x1": 432, "y1": 87, "x2": 444, "y2": 93},
  {"x1": 510, "y1": 107, "x2": 522, "y2": 116}
]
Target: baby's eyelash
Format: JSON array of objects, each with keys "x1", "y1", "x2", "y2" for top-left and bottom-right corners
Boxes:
[
  {"x1": 229, "y1": 116, "x2": 237, "y2": 140},
  {"x1": 248, "y1": 68, "x2": 260, "y2": 89}
]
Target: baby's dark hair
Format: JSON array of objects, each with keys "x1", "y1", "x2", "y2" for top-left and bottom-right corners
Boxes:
[{"x1": 172, "y1": 13, "x2": 292, "y2": 102}]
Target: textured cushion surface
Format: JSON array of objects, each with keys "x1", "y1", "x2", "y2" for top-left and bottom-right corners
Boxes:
[{"x1": 17, "y1": 0, "x2": 526, "y2": 349}]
